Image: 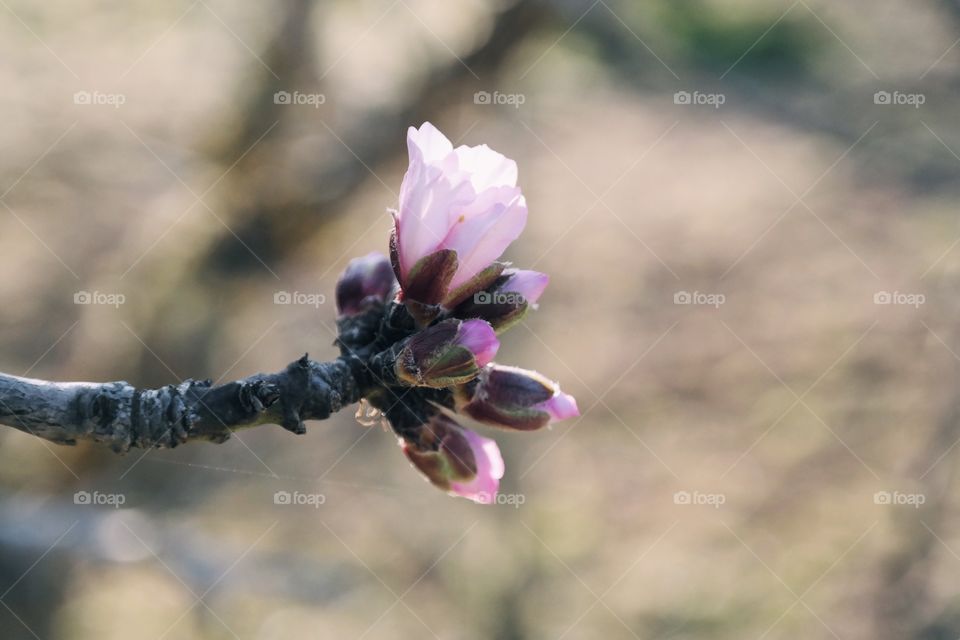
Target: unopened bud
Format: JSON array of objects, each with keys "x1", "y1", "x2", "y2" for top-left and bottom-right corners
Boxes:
[
  {"x1": 395, "y1": 319, "x2": 499, "y2": 388},
  {"x1": 453, "y1": 269, "x2": 549, "y2": 332},
  {"x1": 335, "y1": 252, "x2": 396, "y2": 317},
  {"x1": 401, "y1": 414, "x2": 503, "y2": 503},
  {"x1": 456, "y1": 364, "x2": 579, "y2": 431}
]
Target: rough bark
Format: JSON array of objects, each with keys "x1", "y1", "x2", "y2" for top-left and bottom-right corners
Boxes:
[
  {"x1": 0, "y1": 300, "x2": 460, "y2": 453},
  {"x1": 0, "y1": 354, "x2": 363, "y2": 452}
]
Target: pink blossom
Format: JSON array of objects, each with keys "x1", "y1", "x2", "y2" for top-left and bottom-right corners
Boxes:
[{"x1": 393, "y1": 122, "x2": 528, "y2": 303}]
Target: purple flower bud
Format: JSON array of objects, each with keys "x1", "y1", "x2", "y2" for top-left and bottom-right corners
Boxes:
[
  {"x1": 395, "y1": 319, "x2": 499, "y2": 388},
  {"x1": 451, "y1": 269, "x2": 549, "y2": 332},
  {"x1": 538, "y1": 390, "x2": 579, "y2": 422},
  {"x1": 335, "y1": 252, "x2": 396, "y2": 317},
  {"x1": 501, "y1": 270, "x2": 549, "y2": 308},
  {"x1": 401, "y1": 414, "x2": 504, "y2": 503},
  {"x1": 450, "y1": 429, "x2": 504, "y2": 504},
  {"x1": 457, "y1": 319, "x2": 499, "y2": 367},
  {"x1": 455, "y1": 364, "x2": 580, "y2": 431}
]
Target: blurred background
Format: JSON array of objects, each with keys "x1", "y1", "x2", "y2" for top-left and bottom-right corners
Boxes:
[{"x1": 0, "y1": 0, "x2": 958, "y2": 637}]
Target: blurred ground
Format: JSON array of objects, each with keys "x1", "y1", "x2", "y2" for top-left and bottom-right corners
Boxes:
[{"x1": 1, "y1": 0, "x2": 960, "y2": 638}]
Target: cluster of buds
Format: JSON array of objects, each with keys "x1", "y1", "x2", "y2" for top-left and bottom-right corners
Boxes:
[{"x1": 334, "y1": 123, "x2": 578, "y2": 504}]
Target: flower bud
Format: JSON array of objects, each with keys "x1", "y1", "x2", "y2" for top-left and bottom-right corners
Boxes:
[
  {"x1": 401, "y1": 414, "x2": 504, "y2": 503},
  {"x1": 455, "y1": 364, "x2": 579, "y2": 431},
  {"x1": 452, "y1": 269, "x2": 548, "y2": 332},
  {"x1": 395, "y1": 319, "x2": 499, "y2": 388},
  {"x1": 335, "y1": 252, "x2": 396, "y2": 317}
]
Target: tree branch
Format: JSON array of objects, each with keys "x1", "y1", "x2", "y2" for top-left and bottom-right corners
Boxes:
[
  {"x1": 0, "y1": 354, "x2": 363, "y2": 452},
  {"x1": 0, "y1": 301, "x2": 460, "y2": 453}
]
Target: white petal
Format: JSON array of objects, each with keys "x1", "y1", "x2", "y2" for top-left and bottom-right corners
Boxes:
[
  {"x1": 407, "y1": 122, "x2": 453, "y2": 166},
  {"x1": 453, "y1": 143, "x2": 518, "y2": 191},
  {"x1": 441, "y1": 189, "x2": 527, "y2": 291}
]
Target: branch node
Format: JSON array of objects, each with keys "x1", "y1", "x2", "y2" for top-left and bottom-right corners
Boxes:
[{"x1": 238, "y1": 380, "x2": 280, "y2": 414}]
